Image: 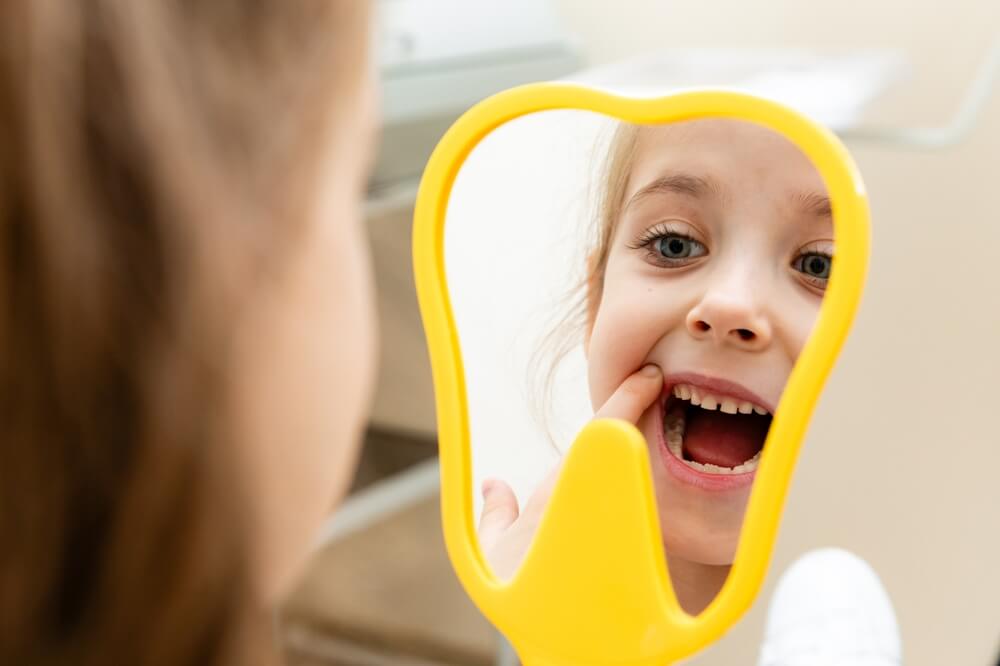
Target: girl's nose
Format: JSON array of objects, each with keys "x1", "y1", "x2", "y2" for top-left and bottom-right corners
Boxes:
[{"x1": 686, "y1": 290, "x2": 772, "y2": 351}]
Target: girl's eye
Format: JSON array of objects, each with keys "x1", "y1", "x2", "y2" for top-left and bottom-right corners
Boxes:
[
  {"x1": 793, "y1": 252, "x2": 833, "y2": 286},
  {"x1": 626, "y1": 224, "x2": 708, "y2": 267},
  {"x1": 654, "y1": 235, "x2": 705, "y2": 260}
]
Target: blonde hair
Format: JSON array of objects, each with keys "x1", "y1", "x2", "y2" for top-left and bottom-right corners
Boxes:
[
  {"x1": 530, "y1": 121, "x2": 641, "y2": 444},
  {"x1": 585, "y1": 122, "x2": 642, "y2": 329}
]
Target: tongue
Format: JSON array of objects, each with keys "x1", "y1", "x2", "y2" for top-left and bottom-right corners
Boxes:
[{"x1": 682, "y1": 409, "x2": 770, "y2": 468}]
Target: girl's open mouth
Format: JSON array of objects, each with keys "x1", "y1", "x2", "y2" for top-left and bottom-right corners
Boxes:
[{"x1": 659, "y1": 377, "x2": 773, "y2": 485}]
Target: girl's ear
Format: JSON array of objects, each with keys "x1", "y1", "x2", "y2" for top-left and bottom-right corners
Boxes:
[{"x1": 583, "y1": 251, "x2": 602, "y2": 359}]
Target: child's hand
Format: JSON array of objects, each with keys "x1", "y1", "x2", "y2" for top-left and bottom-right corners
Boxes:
[{"x1": 478, "y1": 364, "x2": 663, "y2": 579}]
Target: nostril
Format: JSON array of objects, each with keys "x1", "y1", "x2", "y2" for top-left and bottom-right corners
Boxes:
[
  {"x1": 735, "y1": 328, "x2": 755, "y2": 342},
  {"x1": 693, "y1": 320, "x2": 711, "y2": 333}
]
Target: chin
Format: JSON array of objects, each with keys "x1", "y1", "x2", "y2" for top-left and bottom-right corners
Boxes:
[
  {"x1": 656, "y1": 504, "x2": 743, "y2": 567},
  {"x1": 647, "y1": 473, "x2": 746, "y2": 568}
]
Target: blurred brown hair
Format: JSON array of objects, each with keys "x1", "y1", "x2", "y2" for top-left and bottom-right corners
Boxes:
[{"x1": 0, "y1": 1, "x2": 369, "y2": 664}]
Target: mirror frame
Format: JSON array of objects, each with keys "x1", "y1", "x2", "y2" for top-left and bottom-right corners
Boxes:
[{"x1": 412, "y1": 83, "x2": 870, "y2": 666}]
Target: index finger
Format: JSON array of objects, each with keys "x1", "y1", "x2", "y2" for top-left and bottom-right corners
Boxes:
[{"x1": 593, "y1": 364, "x2": 663, "y2": 424}]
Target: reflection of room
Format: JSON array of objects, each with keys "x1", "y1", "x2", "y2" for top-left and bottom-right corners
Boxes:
[{"x1": 279, "y1": 2, "x2": 1000, "y2": 664}]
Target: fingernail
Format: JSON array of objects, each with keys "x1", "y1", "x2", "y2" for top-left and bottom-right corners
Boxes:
[{"x1": 640, "y1": 364, "x2": 660, "y2": 377}]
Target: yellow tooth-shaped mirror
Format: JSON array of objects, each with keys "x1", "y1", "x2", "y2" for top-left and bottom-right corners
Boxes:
[{"x1": 412, "y1": 84, "x2": 869, "y2": 666}]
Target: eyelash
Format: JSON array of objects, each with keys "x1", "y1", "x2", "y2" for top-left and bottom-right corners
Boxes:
[{"x1": 626, "y1": 223, "x2": 706, "y2": 267}]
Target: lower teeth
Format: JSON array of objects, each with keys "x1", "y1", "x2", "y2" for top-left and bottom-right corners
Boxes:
[{"x1": 664, "y1": 404, "x2": 762, "y2": 475}]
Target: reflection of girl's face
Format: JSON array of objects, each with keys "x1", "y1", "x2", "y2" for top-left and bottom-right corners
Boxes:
[{"x1": 586, "y1": 120, "x2": 833, "y2": 566}]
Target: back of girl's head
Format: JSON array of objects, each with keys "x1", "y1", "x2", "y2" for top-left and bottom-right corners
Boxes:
[{"x1": 0, "y1": 2, "x2": 367, "y2": 663}]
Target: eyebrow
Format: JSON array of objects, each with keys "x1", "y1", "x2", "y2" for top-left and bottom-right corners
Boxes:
[
  {"x1": 623, "y1": 172, "x2": 726, "y2": 213},
  {"x1": 793, "y1": 191, "x2": 832, "y2": 219},
  {"x1": 624, "y1": 171, "x2": 833, "y2": 221}
]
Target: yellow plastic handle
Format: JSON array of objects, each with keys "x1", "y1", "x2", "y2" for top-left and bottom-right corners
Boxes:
[{"x1": 412, "y1": 83, "x2": 870, "y2": 666}]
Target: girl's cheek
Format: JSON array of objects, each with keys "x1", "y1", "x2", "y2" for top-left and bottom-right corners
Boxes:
[
  {"x1": 587, "y1": 295, "x2": 662, "y2": 407},
  {"x1": 586, "y1": 320, "x2": 617, "y2": 409},
  {"x1": 783, "y1": 298, "x2": 825, "y2": 360}
]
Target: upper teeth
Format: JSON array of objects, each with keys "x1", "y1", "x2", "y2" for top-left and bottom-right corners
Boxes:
[{"x1": 671, "y1": 384, "x2": 769, "y2": 416}]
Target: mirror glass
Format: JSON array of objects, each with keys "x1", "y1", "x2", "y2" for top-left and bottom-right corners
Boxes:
[{"x1": 444, "y1": 110, "x2": 834, "y2": 615}]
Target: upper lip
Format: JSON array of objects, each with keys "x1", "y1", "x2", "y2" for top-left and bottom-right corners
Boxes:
[{"x1": 661, "y1": 372, "x2": 775, "y2": 414}]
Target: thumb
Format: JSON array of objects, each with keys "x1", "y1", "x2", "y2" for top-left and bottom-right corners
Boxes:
[
  {"x1": 593, "y1": 364, "x2": 663, "y2": 424},
  {"x1": 478, "y1": 479, "x2": 520, "y2": 551}
]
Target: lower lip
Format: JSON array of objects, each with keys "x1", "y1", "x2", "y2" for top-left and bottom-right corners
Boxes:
[{"x1": 655, "y1": 399, "x2": 758, "y2": 492}]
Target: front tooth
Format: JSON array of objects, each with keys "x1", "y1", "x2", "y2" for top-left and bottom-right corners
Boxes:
[
  {"x1": 720, "y1": 399, "x2": 738, "y2": 414},
  {"x1": 700, "y1": 394, "x2": 718, "y2": 410},
  {"x1": 673, "y1": 386, "x2": 683, "y2": 398},
  {"x1": 689, "y1": 388, "x2": 702, "y2": 406},
  {"x1": 753, "y1": 405, "x2": 768, "y2": 415},
  {"x1": 738, "y1": 401, "x2": 753, "y2": 414},
  {"x1": 679, "y1": 385, "x2": 691, "y2": 400}
]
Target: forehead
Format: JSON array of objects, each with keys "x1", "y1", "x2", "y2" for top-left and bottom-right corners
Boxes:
[{"x1": 625, "y1": 119, "x2": 826, "y2": 202}]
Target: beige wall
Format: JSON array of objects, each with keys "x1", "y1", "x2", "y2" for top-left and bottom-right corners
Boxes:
[
  {"x1": 548, "y1": 2, "x2": 1000, "y2": 664},
  {"x1": 553, "y1": 0, "x2": 996, "y2": 124}
]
